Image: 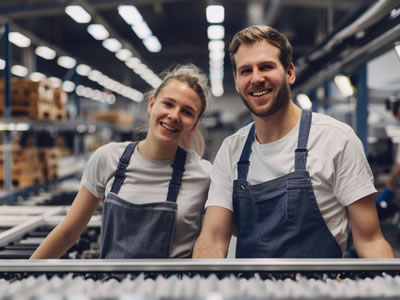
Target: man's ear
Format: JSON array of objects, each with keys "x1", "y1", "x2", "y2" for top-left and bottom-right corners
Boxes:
[
  {"x1": 287, "y1": 63, "x2": 296, "y2": 85},
  {"x1": 147, "y1": 95, "x2": 155, "y2": 114}
]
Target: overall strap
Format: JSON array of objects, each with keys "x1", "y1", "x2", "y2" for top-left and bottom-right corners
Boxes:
[
  {"x1": 294, "y1": 110, "x2": 312, "y2": 171},
  {"x1": 237, "y1": 123, "x2": 256, "y2": 180},
  {"x1": 110, "y1": 142, "x2": 138, "y2": 194},
  {"x1": 166, "y1": 147, "x2": 187, "y2": 203}
]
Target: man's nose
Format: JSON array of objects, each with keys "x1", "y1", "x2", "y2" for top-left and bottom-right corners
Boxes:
[{"x1": 250, "y1": 69, "x2": 265, "y2": 84}]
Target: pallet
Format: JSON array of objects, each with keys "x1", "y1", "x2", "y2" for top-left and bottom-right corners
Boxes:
[
  {"x1": 0, "y1": 79, "x2": 66, "y2": 121},
  {"x1": 38, "y1": 148, "x2": 60, "y2": 181},
  {"x1": 0, "y1": 145, "x2": 44, "y2": 188}
]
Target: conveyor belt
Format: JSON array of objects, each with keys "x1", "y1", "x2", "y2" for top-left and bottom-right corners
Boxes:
[{"x1": 1, "y1": 259, "x2": 400, "y2": 299}]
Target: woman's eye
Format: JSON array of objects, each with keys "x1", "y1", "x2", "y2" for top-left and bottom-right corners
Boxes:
[{"x1": 183, "y1": 110, "x2": 193, "y2": 117}]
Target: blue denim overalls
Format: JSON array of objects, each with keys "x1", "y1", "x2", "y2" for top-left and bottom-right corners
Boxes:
[
  {"x1": 100, "y1": 142, "x2": 187, "y2": 258},
  {"x1": 233, "y1": 110, "x2": 342, "y2": 258}
]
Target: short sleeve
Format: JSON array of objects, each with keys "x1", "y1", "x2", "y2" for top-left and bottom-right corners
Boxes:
[
  {"x1": 205, "y1": 139, "x2": 235, "y2": 211},
  {"x1": 80, "y1": 145, "x2": 110, "y2": 198},
  {"x1": 333, "y1": 129, "x2": 377, "y2": 206}
]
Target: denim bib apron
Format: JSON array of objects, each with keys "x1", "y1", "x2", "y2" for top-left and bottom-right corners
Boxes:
[
  {"x1": 100, "y1": 142, "x2": 187, "y2": 258},
  {"x1": 233, "y1": 110, "x2": 342, "y2": 258}
]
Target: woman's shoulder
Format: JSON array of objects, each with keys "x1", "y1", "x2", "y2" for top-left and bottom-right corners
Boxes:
[{"x1": 185, "y1": 150, "x2": 212, "y2": 174}]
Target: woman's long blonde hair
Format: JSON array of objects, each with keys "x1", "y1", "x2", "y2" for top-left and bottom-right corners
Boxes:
[{"x1": 149, "y1": 63, "x2": 211, "y2": 157}]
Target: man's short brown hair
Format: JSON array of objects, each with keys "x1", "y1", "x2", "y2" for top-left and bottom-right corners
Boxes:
[{"x1": 229, "y1": 25, "x2": 293, "y2": 72}]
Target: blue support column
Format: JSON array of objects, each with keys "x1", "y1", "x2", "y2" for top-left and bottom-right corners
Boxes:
[
  {"x1": 1, "y1": 22, "x2": 13, "y2": 197},
  {"x1": 355, "y1": 64, "x2": 368, "y2": 154}
]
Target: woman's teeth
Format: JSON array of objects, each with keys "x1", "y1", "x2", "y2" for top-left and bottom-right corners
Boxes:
[{"x1": 161, "y1": 122, "x2": 178, "y2": 132}]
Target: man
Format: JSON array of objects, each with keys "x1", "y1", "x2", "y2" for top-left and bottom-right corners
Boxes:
[{"x1": 193, "y1": 25, "x2": 394, "y2": 258}]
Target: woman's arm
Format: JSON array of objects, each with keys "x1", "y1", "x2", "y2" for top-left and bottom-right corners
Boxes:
[{"x1": 30, "y1": 186, "x2": 101, "y2": 259}]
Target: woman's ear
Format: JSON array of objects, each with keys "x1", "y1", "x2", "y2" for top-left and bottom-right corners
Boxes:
[{"x1": 147, "y1": 95, "x2": 155, "y2": 114}]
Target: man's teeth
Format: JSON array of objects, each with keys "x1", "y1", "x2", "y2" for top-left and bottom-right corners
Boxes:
[
  {"x1": 252, "y1": 89, "x2": 272, "y2": 96},
  {"x1": 162, "y1": 123, "x2": 178, "y2": 132}
]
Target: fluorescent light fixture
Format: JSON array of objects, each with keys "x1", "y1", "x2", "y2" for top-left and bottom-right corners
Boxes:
[
  {"x1": 48, "y1": 77, "x2": 62, "y2": 88},
  {"x1": 209, "y1": 49, "x2": 225, "y2": 61},
  {"x1": 211, "y1": 81, "x2": 224, "y2": 97},
  {"x1": 76, "y1": 64, "x2": 91, "y2": 76},
  {"x1": 116, "y1": 48, "x2": 133, "y2": 61},
  {"x1": 132, "y1": 21, "x2": 152, "y2": 39},
  {"x1": 395, "y1": 42, "x2": 400, "y2": 60},
  {"x1": 57, "y1": 56, "x2": 77, "y2": 69},
  {"x1": 334, "y1": 74, "x2": 354, "y2": 97},
  {"x1": 29, "y1": 72, "x2": 46, "y2": 82},
  {"x1": 143, "y1": 36, "x2": 162, "y2": 53},
  {"x1": 296, "y1": 93, "x2": 313, "y2": 109},
  {"x1": 209, "y1": 40, "x2": 225, "y2": 51},
  {"x1": 87, "y1": 24, "x2": 109, "y2": 40},
  {"x1": 125, "y1": 57, "x2": 142, "y2": 68},
  {"x1": 35, "y1": 46, "x2": 56, "y2": 60},
  {"x1": 88, "y1": 70, "x2": 103, "y2": 82},
  {"x1": 0, "y1": 59, "x2": 5, "y2": 70},
  {"x1": 11, "y1": 65, "x2": 28, "y2": 77},
  {"x1": 206, "y1": 5, "x2": 225, "y2": 23},
  {"x1": 102, "y1": 38, "x2": 122, "y2": 52},
  {"x1": 118, "y1": 5, "x2": 143, "y2": 26},
  {"x1": 62, "y1": 80, "x2": 76, "y2": 93},
  {"x1": 65, "y1": 5, "x2": 91, "y2": 24},
  {"x1": 207, "y1": 25, "x2": 225, "y2": 40},
  {"x1": 9, "y1": 32, "x2": 31, "y2": 48}
]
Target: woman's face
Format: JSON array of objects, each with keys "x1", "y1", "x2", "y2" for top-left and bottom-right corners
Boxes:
[{"x1": 147, "y1": 79, "x2": 203, "y2": 147}]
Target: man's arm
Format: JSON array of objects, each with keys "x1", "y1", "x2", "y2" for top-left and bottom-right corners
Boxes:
[
  {"x1": 30, "y1": 186, "x2": 101, "y2": 259},
  {"x1": 347, "y1": 193, "x2": 395, "y2": 258},
  {"x1": 193, "y1": 206, "x2": 233, "y2": 258}
]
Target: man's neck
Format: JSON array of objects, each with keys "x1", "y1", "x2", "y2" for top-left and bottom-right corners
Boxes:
[{"x1": 253, "y1": 102, "x2": 302, "y2": 144}]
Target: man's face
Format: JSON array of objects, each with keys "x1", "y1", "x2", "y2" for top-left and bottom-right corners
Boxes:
[{"x1": 233, "y1": 41, "x2": 295, "y2": 118}]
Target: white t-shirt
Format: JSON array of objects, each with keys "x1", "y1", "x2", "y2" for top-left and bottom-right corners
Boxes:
[
  {"x1": 81, "y1": 141, "x2": 212, "y2": 258},
  {"x1": 206, "y1": 112, "x2": 376, "y2": 252}
]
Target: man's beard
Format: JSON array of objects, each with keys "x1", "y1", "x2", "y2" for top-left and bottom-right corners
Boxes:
[{"x1": 239, "y1": 78, "x2": 291, "y2": 118}]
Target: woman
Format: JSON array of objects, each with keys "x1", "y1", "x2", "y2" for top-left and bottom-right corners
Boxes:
[{"x1": 30, "y1": 64, "x2": 212, "y2": 259}]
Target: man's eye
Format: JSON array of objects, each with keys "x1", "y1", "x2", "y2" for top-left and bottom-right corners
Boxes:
[{"x1": 241, "y1": 69, "x2": 251, "y2": 74}]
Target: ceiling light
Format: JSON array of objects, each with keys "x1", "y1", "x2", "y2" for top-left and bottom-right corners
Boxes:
[
  {"x1": 132, "y1": 21, "x2": 152, "y2": 39},
  {"x1": 116, "y1": 48, "x2": 133, "y2": 61},
  {"x1": 65, "y1": 5, "x2": 91, "y2": 24},
  {"x1": 9, "y1": 32, "x2": 31, "y2": 48},
  {"x1": 57, "y1": 56, "x2": 77, "y2": 69},
  {"x1": 11, "y1": 65, "x2": 28, "y2": 77},
  {"x1": 62, "y1": 80, "x2": 76, "y2": 93},
  {"x1": 208, "y1": 40, "x2": 225, "y2": 51},
  {"x1": 0, "y1": 59, "x2": 5, "y2": 70},
  {"x1": 48, "y1": 77, "x2": 62, "y2": 88},
  {"x1": 125, "y1": 57, "x2": 142, "y2": 69},
  {"x1": 209, "y1": 49, "x2": 225, "y2": 61},
  {"x1": 334, "y1": 74, "x2": 354, "y2": 97},
  {"x1": 395, "y1": 42, "x2": 400, "y2": 60},
  {"x1": 88, "y1": 70, "x2": 102, "y2": 82},
  {"x1": 206, "y1": 5, "x2": 225, "y2": 23},
  {"x1": 35, "y1": 46, "x2": 56, "y2": 60},
  {"x1": 296, "y1": 94, "x2": 312, "y2": 110},
  {"x1": 102, "y1": 38, "x2": 122, "y2": 52},
  {"x1": 29, "y1": 72, "x2": 46, "y2": 82},
  {"x1": 207, "y1": 25, "x2": 225, "y2": 40},
  {"x1": 87, "y1": 24, "x2": 109, "y2": 40},
  {"x1": 118, "y1": 5, "x2": 143, "y2": 26},
  {"x1": 76, "y1": 64, "x2": 91, "y2": 76},
  {"x1": 143, "y1": 36, "x2": 162, "y2": 53}
]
